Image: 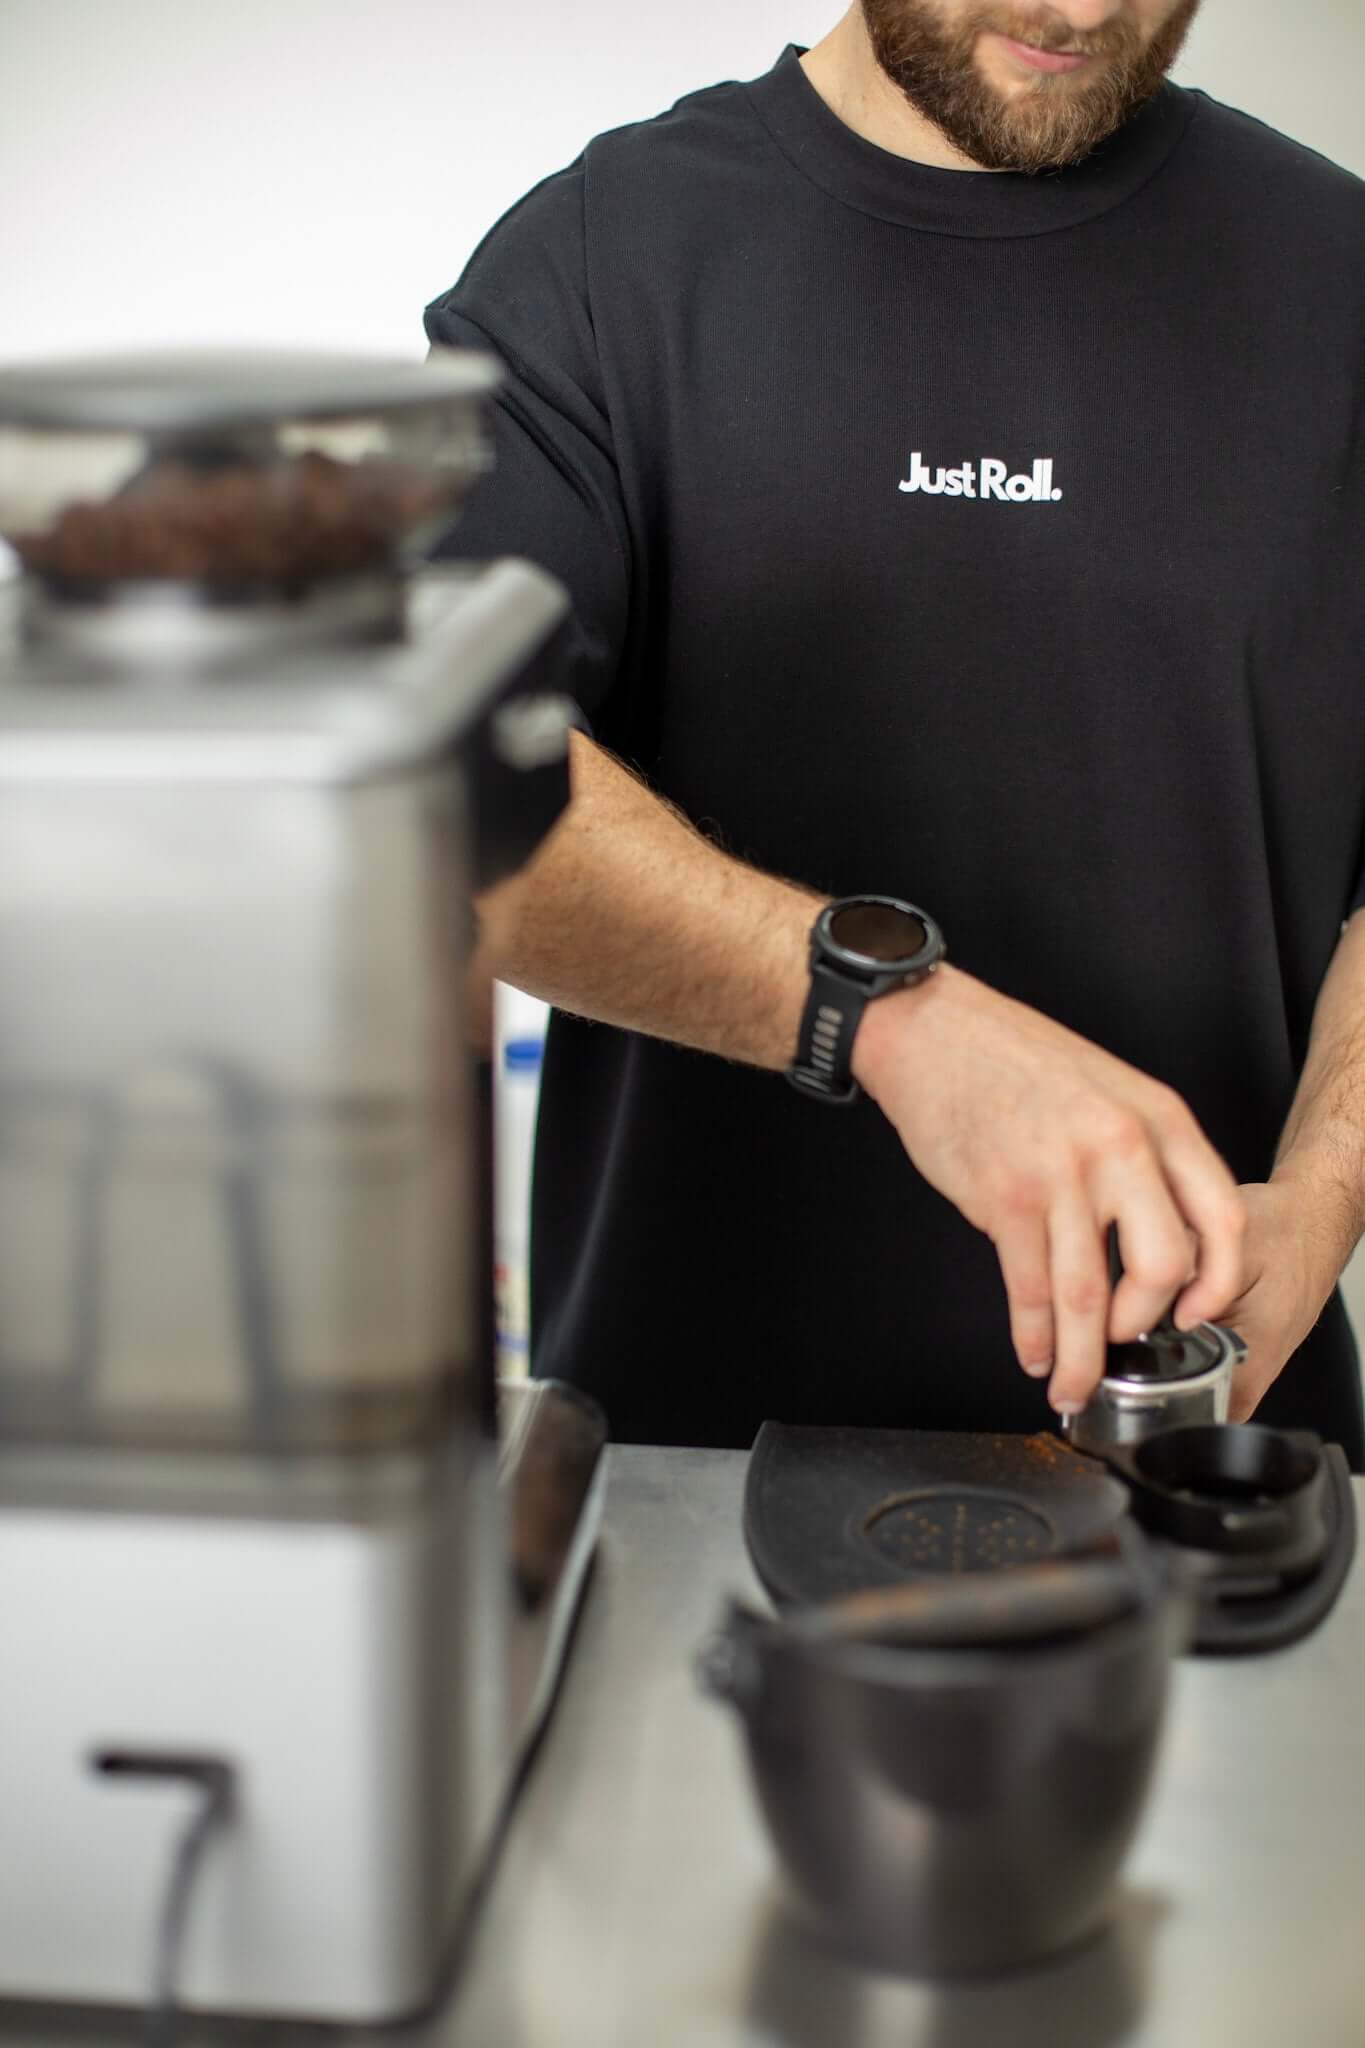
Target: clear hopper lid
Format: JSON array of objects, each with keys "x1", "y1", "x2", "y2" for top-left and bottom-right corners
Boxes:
[{"x1": 0, "y1": 348, "x2": 500, "y2": 594}]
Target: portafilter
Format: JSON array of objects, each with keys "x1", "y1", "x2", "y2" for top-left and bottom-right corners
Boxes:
[{"x1": 1064, "y1": 1223, "x2": 1246, "y2": 1457}]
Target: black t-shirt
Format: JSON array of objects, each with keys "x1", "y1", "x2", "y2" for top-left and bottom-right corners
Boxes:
[{"x1": 426, "y1": 46, "x2": 1365, "y2": 1462}]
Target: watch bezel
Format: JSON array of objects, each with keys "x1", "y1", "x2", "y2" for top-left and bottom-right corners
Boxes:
[{"x1": 814, "y1": 896, "x2": 943, "y2": 981}]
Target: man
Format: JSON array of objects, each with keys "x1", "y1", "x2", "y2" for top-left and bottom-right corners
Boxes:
[{"x1": 427, "y1": 2, "x2": 1365, "y2": 1461}]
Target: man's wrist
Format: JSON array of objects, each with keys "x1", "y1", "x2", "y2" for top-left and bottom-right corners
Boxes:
[
  {"x1": 1268, "y1": 1145, "x2": 1365, "y2": 1294},
  {"x1": 787, "y1": 897, "x2": 946, "y2": 1101},
  {"x1": 850, "y1": 958, "x2": 962, "y2": 1100}
]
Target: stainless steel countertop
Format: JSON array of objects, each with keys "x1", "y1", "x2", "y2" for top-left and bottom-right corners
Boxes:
[
  {"x1": 5, "y1": 1445, "x2": 1362, "y2": 2046},
  {"x1": 440, "y1": 1445, "x2": 1365, "y2": 2048}
]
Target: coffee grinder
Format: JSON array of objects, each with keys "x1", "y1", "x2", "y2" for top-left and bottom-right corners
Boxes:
[{"x1": 0, "y1": 349, "x2": 602, "y2": 2026}]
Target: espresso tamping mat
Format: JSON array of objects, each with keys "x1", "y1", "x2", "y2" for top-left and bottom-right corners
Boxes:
[
  {"x1": 743, "y1": 1422, "x2": 1357, "y2": 1655},
  {"x1": 743, "y1": 1424, "x2": 1130, "y2": 1608}
]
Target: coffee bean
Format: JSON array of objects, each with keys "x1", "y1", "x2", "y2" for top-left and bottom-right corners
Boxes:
[{"x1": 12, "y1": 451, "x2": 450, "y2": 591}]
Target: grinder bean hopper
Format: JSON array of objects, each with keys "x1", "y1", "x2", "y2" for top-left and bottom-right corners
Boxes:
[{"x1": 0, "y1": 350, "x2": 602, "y2": 2026}]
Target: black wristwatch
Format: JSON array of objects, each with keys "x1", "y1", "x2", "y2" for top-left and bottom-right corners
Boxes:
[{"x1": 787, "y1": 896, "x2": 946, "y2": 1105}]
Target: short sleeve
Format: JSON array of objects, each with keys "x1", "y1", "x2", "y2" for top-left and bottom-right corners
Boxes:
[
  {"x1": 1347, "y1": 804, "x2": 1365, "y2": 922},
  {"x1": 423, "y1": 162, "x2": 630, "y2": 727}
]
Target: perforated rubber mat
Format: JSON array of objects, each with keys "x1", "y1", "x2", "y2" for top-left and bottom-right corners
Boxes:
[{"x1": 743, "y1": 1424, "x2": 1130, "y2": 1610}]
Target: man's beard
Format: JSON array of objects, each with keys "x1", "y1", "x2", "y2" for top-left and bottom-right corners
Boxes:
[{"x1": 860, "y1": 1, "x2": 1201, "y2": 173}]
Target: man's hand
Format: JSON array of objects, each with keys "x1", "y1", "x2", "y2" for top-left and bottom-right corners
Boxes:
[
  {"x1": 1202, "y1": 1180, "x2": 1341, "y2": 1422},
  {"x1": 853, "y1": 965, "x2": 1248, "y2": 1418}
]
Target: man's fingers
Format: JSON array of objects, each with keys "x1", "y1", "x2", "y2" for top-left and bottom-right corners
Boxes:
[
  {"x1": 1045, "y1": 1190, "x2": 1111, "y2": 1416},
  {"x1": 990, "y1": 1096, "x2": 1244, "y2": 1420},
  {"x1": 1228, "y1": 1357, "x2": 1275, "y2": 1424},
  {"x1": 1155, "y1": 1131, "x2": 1248, "y2": 1326},
  {"x1": 993, "y1": 1215, "x2": 1056, "y2": 1379},
  {"x1": 1093, "y1": 1159, "x2": 1201, "y2": 1343}
]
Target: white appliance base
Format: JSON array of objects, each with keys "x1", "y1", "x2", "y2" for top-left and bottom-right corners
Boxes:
[{"x1": 0, "y1": 1436, "x2": 508, "y2": 2025}]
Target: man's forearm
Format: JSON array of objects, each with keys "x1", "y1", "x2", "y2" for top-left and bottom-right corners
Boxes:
[
  {"x1": 1270, "y1": 907, "x2": 1365, "y2": 1283},
  {"x1": 475, "y1": 731, "x2": 968, "y2": 1070},
  {"x1": 473, "y1": 731, "x2": 826, "y2": 1069},
  {"x1": 477, "y1": 731, "x2": 1255, "y2": 1385}
]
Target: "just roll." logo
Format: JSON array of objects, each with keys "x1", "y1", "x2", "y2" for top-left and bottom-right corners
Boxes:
[{"x1": 898, "y1": 453, "x2": 1063, "y2": 503}]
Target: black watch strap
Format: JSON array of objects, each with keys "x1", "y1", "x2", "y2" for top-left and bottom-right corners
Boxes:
[{"x1": 787, "y1": 961, "x2": 870, "y2": 1105}]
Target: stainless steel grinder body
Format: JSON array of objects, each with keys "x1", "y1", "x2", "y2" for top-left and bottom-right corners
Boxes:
[
  {"x1": 0, "y1": 563, "x2": 566, "y2": 1441},
  {"x1": 0, "y1": 351, "x2": 576, "y2": 2023}
]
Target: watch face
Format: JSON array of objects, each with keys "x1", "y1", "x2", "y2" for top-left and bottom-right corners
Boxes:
[{"x1": 825, "y1": 898, "x2": 932, "y2": 969}]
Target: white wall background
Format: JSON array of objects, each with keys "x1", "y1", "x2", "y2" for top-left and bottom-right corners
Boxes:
[
  {"x1": 1, "y1": 0, "x2": 1363, "y2": 1337},
  {"x1": 1, "y1": 1, "x2": 1364, "y2": 365}
]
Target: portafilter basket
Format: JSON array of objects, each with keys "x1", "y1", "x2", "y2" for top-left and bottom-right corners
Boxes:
[{"x1": 1064, "y1": 1225, "x2": 1246, "y2": 1458}]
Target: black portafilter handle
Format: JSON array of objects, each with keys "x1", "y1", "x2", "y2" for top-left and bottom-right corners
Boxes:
[{"x1": 1097, "y1": 1237, "x2": 1358, "y2": 1653}]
